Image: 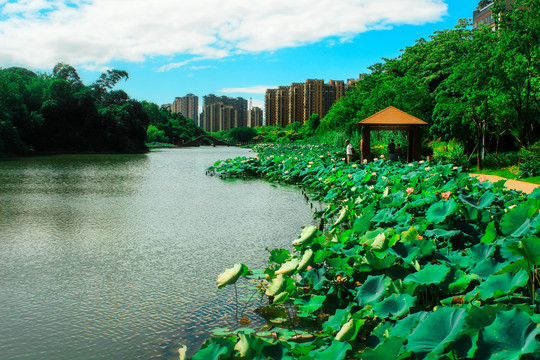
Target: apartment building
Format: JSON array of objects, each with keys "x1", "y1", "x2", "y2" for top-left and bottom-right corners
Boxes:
[
  {"x1": 472, "y1": 0, "x2": 517, "y2": 29},
  {"x1": 200, "y1": 94, "x2": 248, "y2": 132},
  {"x1": 248, "y1": 106, "x2": 264, "y2": 128},
  {"x1": 171, "y1": 93, "x2": 199, "y2": 124},
  {"x1": 265, "y1": 79, "x2": 346, "y2": 127}
]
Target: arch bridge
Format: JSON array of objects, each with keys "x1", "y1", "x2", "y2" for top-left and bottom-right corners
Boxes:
[{"x1": 177, "y1": 135, "x2": 229, "y2": 147}]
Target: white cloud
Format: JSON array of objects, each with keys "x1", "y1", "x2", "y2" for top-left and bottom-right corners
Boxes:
[
  {"x1": 0, "y1": 0, "x2": 448, "y2": 71},
  {"x1": 218, "y1": 85, "x2": 276, "y2": 94}
]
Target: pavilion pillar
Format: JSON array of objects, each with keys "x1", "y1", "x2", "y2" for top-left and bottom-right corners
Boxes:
[
  {"x1": 407, "y1": 129, "x2": 414, "y2": 163},
  {"x1": 361, "y1": 126, "x2": 371, "y2": 162},
  {"x1": 410, "y1": 127, "x2": 422, "y2": 161}
]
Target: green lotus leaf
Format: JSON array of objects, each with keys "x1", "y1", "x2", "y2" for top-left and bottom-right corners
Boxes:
[
  {"x1": 464, "y1": 305, "x2": 500, "y2": 336},
  {"x1": 507, "y1": 236, "x2": 540, "y2": 266},
  {"x1": 480, "y1": 222, "x2": 497, "y2": 244},
  {"x1": 234, "y1": 332, "x2": 272, "y2": 359},
  {"x1": 360, "y1": 251, "x2": 397, "y2": 270},
  {"x1": 297, "y1": 248, "x2": 314, "y2": 272},
  {"x1": 448, "y1": 273, "x2": 482, "y2": 294},
  {"x1": 269, "y1": 248, "x2": 291, "y2": 264},
  {"x1": 405, "y1": 307, "x2": 468, "y2": 358},
  {"x1": 459, "y1": 191, "x2": 495, "y2": 210},
  {"x1": 355, "y1": 275, "x2": 391, "y2": 307},
  {"x1": 424, "y1": 228, "x2": 460, "y2": 239},
  {"x1": 473, "y1": 269, "x2": 528, "y2": 300},
  {"x1": 293, "y1": 225, "x2": 319, "y2": 246},
  {"x1": 310, "y1": 340, "x2": 351, "y2": 360},
  {"x1": 265, "y1": 274, "x2": 287, "y2": 296},
  {"x1": 500, "y1": 201, "x2": 537, "y2": 237},
  {"x1": 294, "y1": 294, "x2": 326, "y2": 315},
  {"x1": 426, "y1": 198, "x2": 458, "y2": 224},
  {"x1": 193, "y1": 337, "x2": 235, "y2": 360},
  {"x1": 360, "y1": 337, "x2": 406, "y2": 360},
  {"x1": 335, "y1": 318, "x2": 365, "y2": 342},
  {"x1": 403, "y1": 263, "x2": 451, "y2": 286},
  {"x1": 216, "y1": 263, "x2": 249, "y2": 288},
  {"x1": 323, "y1": 305, "x2": 352, "y2": 332},
  {"x1": 470, "y1": 258, "x2": 508, "y2": 280},
  {"x1": 353, "y1": 213, "x2": 372, "y2": 235},
  {"x1": 275, "y1": 258, "x2": 300, "y2": 276},
  {"x1": 272, "y1": 291, "x2": 290, "y2": 304},
  {"x1": 372, "y1": 294, "x2": 416, "y2": 319},
  {"x1": 476, "y1": 308, "x2": 540, "y2": 360},
  {"x1": 400, "y1": 226, "x2": 419, "y2": 242},
  {"x1": 333, "y1": 207, "x2": 348, "y2": 226}
]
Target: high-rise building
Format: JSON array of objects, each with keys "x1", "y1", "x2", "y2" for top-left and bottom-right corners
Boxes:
[
  {"x1": 247, "y1": 102, "x2": 263, "y2": 128},
  {"x1": 200, "y1": 94, "x2": 247, "y2": 132},
  {"x1": 265, "y1": 79, "x2": 346, "y2": 127},
  {"x1": 171, "y1": 94, "x2": 199, "y2": 125},
  {"x1": 472, "y1": 1, "x2": 517, "y2": 29}
]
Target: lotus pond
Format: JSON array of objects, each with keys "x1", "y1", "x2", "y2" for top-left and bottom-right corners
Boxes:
[{"x1": 197, "y1": 143, "x2": 540, "y2": 360}]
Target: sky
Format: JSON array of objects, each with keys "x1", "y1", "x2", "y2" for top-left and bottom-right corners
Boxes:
[{"x1": 0, "y1": 0, "x2": 477, "y2": 114}]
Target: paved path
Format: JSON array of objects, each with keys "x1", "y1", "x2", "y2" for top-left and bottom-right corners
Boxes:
[{"x1": 469, "y1": 174, "x2": 539, "y2": 194}]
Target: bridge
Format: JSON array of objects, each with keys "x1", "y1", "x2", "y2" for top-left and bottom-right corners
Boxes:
[{"x1": 177, "y1": 135, "x2": 230, "y2": 147}]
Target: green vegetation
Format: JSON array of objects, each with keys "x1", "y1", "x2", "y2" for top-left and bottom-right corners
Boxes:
[
  {"x1": 0, "y1": 63, "x2": 149, "y2": 155},
  {"x1": 200, "y1": 143, "x2": 540, "y2": 360},
  {"x1": 254, "y1": 0, "x2": 539, "y2": 173},
  {"x1": 0, "y1": 63, "x2": 206, "y2": 157}
]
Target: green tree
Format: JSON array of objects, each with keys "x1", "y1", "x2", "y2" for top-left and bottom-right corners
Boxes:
[{"x1": 226, "y1": 127, "x2": 257, "y2": 143}]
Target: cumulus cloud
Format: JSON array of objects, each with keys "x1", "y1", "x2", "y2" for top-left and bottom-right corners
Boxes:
[{"x1": 0, "y1": 0, "x2": 448, "y2": 71}]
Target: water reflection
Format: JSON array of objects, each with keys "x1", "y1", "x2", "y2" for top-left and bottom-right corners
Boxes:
[{"x1": 0, "y1": 148, "x2": 315, "y2": 359}]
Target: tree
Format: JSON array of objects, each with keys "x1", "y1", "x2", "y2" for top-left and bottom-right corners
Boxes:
[{"x1": 226, "y1": 127, "x2": 257, "y2": 143}]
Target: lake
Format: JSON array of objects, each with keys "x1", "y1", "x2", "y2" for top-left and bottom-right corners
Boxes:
[{"x1": 0, "y1": 147, "x2": 316, "y2": 359}]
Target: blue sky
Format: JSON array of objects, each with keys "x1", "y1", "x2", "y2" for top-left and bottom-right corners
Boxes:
[{"x1": 0, "y1": 0, "x2": 476, "y2": 112}]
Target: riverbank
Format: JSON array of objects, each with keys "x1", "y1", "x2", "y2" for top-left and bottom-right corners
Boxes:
[{"x1": 198, "y1": 143, "x2": 540, "y2": 360}]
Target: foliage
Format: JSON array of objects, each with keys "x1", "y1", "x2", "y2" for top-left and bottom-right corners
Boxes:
[
  {"x1": 226, "y1": 127, "x2": 258, "y2": 144},
  {"x1": 318, "y1": 4, "x2": 540, "y2": 169},
  {"x1": 201, "y1": 144, "x2": 540, "y2": 359},
  {"x1": 0, "y1": 63, "x2": 149, "y2": 155}
]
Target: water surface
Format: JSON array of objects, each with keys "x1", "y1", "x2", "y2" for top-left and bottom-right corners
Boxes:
[{"x1": 0, "y1": 147, "x2": 315, "y2": 359}]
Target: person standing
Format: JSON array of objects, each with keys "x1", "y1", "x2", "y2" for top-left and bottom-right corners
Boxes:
[
  {"x1": 346, "y1": 139, "x2": 354, "y2": 163},
  {"x1": 388, "y1": 139, "x2": 396, "y2": 161},
  {"x1": 396, "y1": 144, "x2": 402, "y2": 162}
]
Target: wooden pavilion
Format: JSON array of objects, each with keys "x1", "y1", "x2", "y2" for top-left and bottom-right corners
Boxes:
[{"x1": 358, "y1": 106, "x2": 428, "y2": 163}]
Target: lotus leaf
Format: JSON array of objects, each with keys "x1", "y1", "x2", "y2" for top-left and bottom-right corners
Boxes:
[
  {"x1": 405, "y1": 307, "x2": 468, "y2": 358},
  {"x1": 426, "y1": 198, "x2": 458, "y2": 224},
  {"x1": 192, "y1": 337, "x2": 235, "y2": 360},
  {"x1": 404, "y1": 263, "x2": 450, "y2": 286},
  {"x1": 323, "y1": 305, "x2": 352, "y2": 332},
  {"x1": 310, "y1": 340, "x2": 351, "y2": 360},
  {"x1": 269, "y1": 248, "x2": 291, "y2": 264},
  {"x1": 333, "y1": 207, "x2": 348, "y2": 227},
  {"x1": 500, "y1": 201, "x2": 537, "y2": 237},
  {"x1": 424, "y1": 228, "x2": 460, "y2": 239},
  {"x1": 372, "y1": 293, "x2": 416, "y2": 319},
  {"x1": 480, "y1": 222, "x2": 497, "y2": 244},
  {"x1": 335, "y1": 318, "x2": 364, "y2": 342},
  {"x1": 275, "y1": 258, "x2": 299, "y2": 276},
  {"x1": 355, "y1": 275, "x2": 391, "y2": 307},
  {"x1": 459, "y1": 191, "x2": 496, "y2": 210},
  {"x1": 265, "y1": 274, "x2": 287, "y2": 296},
  {"x1": 272, "y1": 291, "x2": 289, "y2": 304},
  {"x1": 360, "y1": 251, "x2": 397, "y2": 270},
  {"x1": 448, "y1": 273, "x2": 482, "y2": 294},
  {"x1": 293, "y1": 225, "x2": 319, "y2": 246},
  {"x1": 178, "y1": 345, "x2": 187, "y2": 360},
  {"x1": 473, "y1": 269, "x2": 528, "y2": 300},
  {"x1": 476, "y1": 308, "x2": 540, "y2": 360},
  {"x1": 297, "y1": 248, "x2": 314, "y2": 272},
  {"x1": 234, "y1": 332, "x2": 272, "y2": 358},
  {"x1": 295, "y1": 294, "x2": 326, "y2": 315},
  {"x1": 353, "y1": 214, "x2": 372, "y2": 234},
  {"x1": 216, "y1": 263, "x2": 249, "y2": 288},
  {"x1": 360, "y1": 337, "x2": 406, "y2": 360},
  {"x1": 507, "y1": 236, "x2": 540, "y2": 266}
]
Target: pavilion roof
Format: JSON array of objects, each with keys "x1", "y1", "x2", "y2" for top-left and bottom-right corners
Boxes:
[{"x1": 358, "y1": 106, "x2": 428, "y2": 126}]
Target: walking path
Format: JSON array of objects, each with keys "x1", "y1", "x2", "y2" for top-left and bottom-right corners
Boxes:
[{"x1": 469, "y1": 174, "x2": 539, "y2": 194}]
